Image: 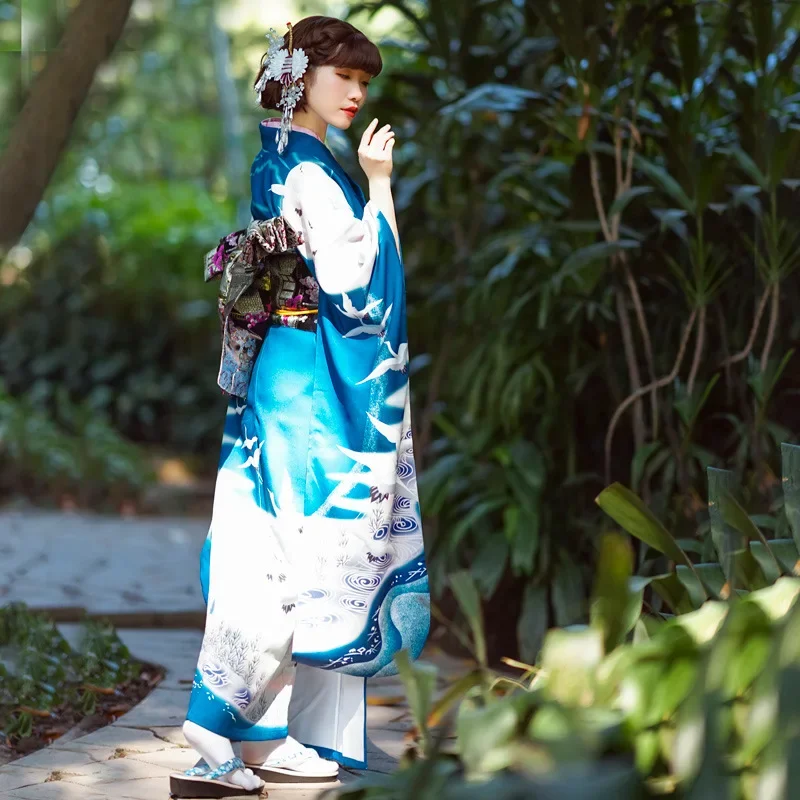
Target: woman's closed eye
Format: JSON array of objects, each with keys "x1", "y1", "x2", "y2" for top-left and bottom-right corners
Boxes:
[{"x1": 337, "y1": 72, "x2": 370, "y2": 87}]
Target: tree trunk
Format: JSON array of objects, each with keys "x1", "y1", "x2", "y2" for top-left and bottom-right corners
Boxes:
[{"x1": 0, "y1": 0, "x2": 134, "y2": 255}]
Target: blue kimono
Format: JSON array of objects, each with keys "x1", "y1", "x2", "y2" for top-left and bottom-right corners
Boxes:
[{"x1": 185, "y1": 119, "x2": 430, "y2": 768}]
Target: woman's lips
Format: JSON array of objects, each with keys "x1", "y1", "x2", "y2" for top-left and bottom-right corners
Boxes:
[{"x1": 343, "y1": 108, "x2": 357, "y2": 118}]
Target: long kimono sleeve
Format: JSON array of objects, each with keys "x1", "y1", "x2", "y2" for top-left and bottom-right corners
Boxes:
[{"x1": 275, "y1": 161, "x2": 382, "y2": 296}]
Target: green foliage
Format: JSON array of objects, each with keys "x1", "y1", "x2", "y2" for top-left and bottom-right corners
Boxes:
[
  {"x1": 596, "y1": 443, "x2": 800, "y2": 614},
  {"x1": 3, "y1": 0, "x2": 800, "y2": 660},
  {"x1": 335, "y1": 559, "x2": 800, "y2": 798},
  {"x1": 358, "y1": 0, "x2": 800, "y2": 660},
  {"x1": 0, "y1": 604, "x2": 141, "y2": 741},
  {"x1": 0, "y1": 378, "x2": 154, "y2": 506}
]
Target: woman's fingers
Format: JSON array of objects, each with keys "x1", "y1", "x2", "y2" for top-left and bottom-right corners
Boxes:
[
  {"x1": 370, "y1": 128, "x2": 395, "y2": 151},
  {"x1": 359, "y1": 118, "x2": 380, "y2": 149},
  {"x1": 364, "y1": 122, "x2": 392, "y2": 144}
]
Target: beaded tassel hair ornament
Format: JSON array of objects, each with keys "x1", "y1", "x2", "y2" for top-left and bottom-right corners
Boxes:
[{"x1": 254, "y1": 22, "x2": 309, "y2": 154}]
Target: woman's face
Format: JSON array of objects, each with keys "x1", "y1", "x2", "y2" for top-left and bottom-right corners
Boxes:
[{"x1": 305, "y1": 64, "x2": 372, "y2": 130}]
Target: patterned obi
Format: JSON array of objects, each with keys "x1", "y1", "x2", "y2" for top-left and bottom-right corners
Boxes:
[{"x1": 204, "y1": 216, "x2": 319, "y2": 399}]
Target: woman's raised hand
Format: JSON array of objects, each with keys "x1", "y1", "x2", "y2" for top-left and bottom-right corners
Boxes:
[{"x1": 358, "y1": 118, "x2": 395, "y2": 181}]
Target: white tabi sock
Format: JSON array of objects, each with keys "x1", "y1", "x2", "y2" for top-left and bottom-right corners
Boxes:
[{"x1": 182, "y1": 720, "x2": 262, "y2": 790}]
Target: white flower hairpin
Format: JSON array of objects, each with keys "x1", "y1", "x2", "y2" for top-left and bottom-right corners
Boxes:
[{"x1": 255, "y1": 22, "x2": 309, "y2": 154}]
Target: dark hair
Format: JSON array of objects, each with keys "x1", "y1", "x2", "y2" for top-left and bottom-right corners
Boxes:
[{"x1": 255, "y1": 16, "x2": 382, "y2": 113}]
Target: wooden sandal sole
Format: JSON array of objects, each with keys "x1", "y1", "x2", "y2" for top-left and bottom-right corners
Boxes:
[
  {"x1": 245, "y1": 763, "x2": 338, "y2": 784},
  {"x1": 169, "y1": 772, "x2": 267, "y2": 798}
]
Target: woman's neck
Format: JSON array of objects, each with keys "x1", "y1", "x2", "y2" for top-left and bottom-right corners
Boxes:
[{"x1": 290, "y1": 108, "x2": 328, "y2": 142}]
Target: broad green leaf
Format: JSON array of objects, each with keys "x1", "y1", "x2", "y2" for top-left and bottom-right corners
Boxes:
[
  {"x1": 394, "y1": 650, "x2": 438, "y2": 756},
  {"x1": 592, "y1": 142, "x2": 695, "y2": 212},
  {"x1": 782, "y1": 443, "x2": 800, "y2": 552},
  {"x1": 722, "y1": 146, "x2": 768, "y2": 190},
  {"x1": 555, "y1": 240, "x2": 641, "y2": 290},
  {"x1": 591, "y1": 533, "x2": 634, "y2": 651},
  {"x1": 518, "y1": 752, "x2": 644, "y2": 798},
  {"x1": 440, "y1": 84, "x2": 542, "y2": 115},
  {"x1": 517, "y1": 582, "x2": 548, "y2": 665},
  {"x1": 426, "y1": 669, "x2": 485, "y2": 730},
  {"x1": 721, "y1": 492, "x2": 780, "y2": 581},
  {"x1": 768, "y1": 539, "x2": 800, "y2": 576},
  {"x1": 510, "y1": 508, "x2": 540, "y2": 576},
  {"x1": 607, "y1": 186, "x2": 655, "y2": 219},
  {"x1": 694, "y1": 563, "x2": 727, "y2": 598},
  {"x1": 456, "y1": 696, "x2": 520, "y2": 776},
  {"x1": 630, "y1": 441, "x2": 663, "y2": 491},
  {"x1": 748, "y1": 542, "x2": 783, "y2": 586},
  {"x1": 635, "y1": 729, "x2": 661, "y2": 774},
  {"x1": 651, "y1": 656, "x2": 698, "y2": 722},
  {"x1": 450, "y1": 571, "x2": 487, "y2": 667},
  {"x1": 676, "y1": 565, "x2": 709, "y2": 608},
  {"x1": 552, "y1": 554, "x2": 585, "y2": 627},
  {"x1": 672, "y1": 601, "x2": 729, "y2": 645},
  {"x1": 652, "y1": 207, "x2": 689, "y2": 243},
  {"x1": 747, "y1": 578, "x2": 800, "y2": 620},
  {"x1": 651, "y1": 573, "x2": 695, "y2": 614},
  {"x1": 734, "y1": 550, "x2": 769, "y2": 592},
  {"x1": 596, "y1": 483, "x2": 692, "y2": 567},
  {"x1": 540, "y1": 627, "x2": 603, "y2": 706},
  {"x1": 707, "y1": 468, "x2": 743, "y2": 581},
  {"x1": 471, "y1": 535, "x2": 508, "y2": 599}
]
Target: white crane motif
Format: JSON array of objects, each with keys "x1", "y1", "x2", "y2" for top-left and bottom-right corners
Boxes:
[
  {"x1": 334, "y1": 293, "x2": 382, "y2": 321},
  {"x1": 343, "y1": 304, "x2": 393, "y2": 339},
  {"x1": 356, "y1": 342, "x2": 408, "y2": 385}
]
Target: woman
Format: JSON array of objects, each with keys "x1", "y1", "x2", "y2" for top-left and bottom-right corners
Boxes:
[{"x1": 171, "y1": 16, "x2": 429, "y2": 798}]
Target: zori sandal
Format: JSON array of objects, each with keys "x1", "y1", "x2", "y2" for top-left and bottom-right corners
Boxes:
[
  {"x1": 169, "y1": 756, "x2": 266, "y2": 798},
  {"x1": 245, "y1": 747, "x2": 339, "y2": 783}
]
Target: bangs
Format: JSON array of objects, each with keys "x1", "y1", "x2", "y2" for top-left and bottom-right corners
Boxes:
[{"x1": 325, "y1": 35, "x2": 382, "y2": 77}]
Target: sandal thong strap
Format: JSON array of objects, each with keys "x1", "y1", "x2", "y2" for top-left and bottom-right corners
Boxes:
[
  {"x1": 185, "y1": 756, "x2": 247, "y2": 782},
  {"x1": 184, "y1": 762, "x2": 211, "y2": 778}
]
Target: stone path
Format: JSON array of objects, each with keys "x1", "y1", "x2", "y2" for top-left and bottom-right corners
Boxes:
[
  {"x1": 0, "y1": 627, "x2": 418, "y2": 799},
  {"x1": 0, "y1": 510, "x2": 471, "y2": 798},
  {"x1": 0, "y1": 510, "x2": 208, "y2": 621}
]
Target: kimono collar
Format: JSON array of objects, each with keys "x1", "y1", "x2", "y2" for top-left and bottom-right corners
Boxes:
[{"x1": 260, "y1": 118, "x2": 325, "y2": 146}]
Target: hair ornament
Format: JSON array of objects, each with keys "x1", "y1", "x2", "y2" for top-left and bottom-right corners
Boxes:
[{"x1": 255, "y1": 22, "x2": 309, "y2": 154}]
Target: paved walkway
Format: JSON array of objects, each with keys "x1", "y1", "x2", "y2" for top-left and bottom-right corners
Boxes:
[
  {"x1": 0, "y1": 510, "x2": 208, "y2": 620},
  {"x1": 0, "y1": 511, "x2": 470, "y2": 798},
  {"x1": 0, "y1": 627, "x2": 418, "y2": 799}
]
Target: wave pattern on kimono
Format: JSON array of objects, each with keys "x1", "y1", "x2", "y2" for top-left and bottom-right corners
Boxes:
[{"x1": 186, "y1": 119, "x2": 429, "y2": 768}]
